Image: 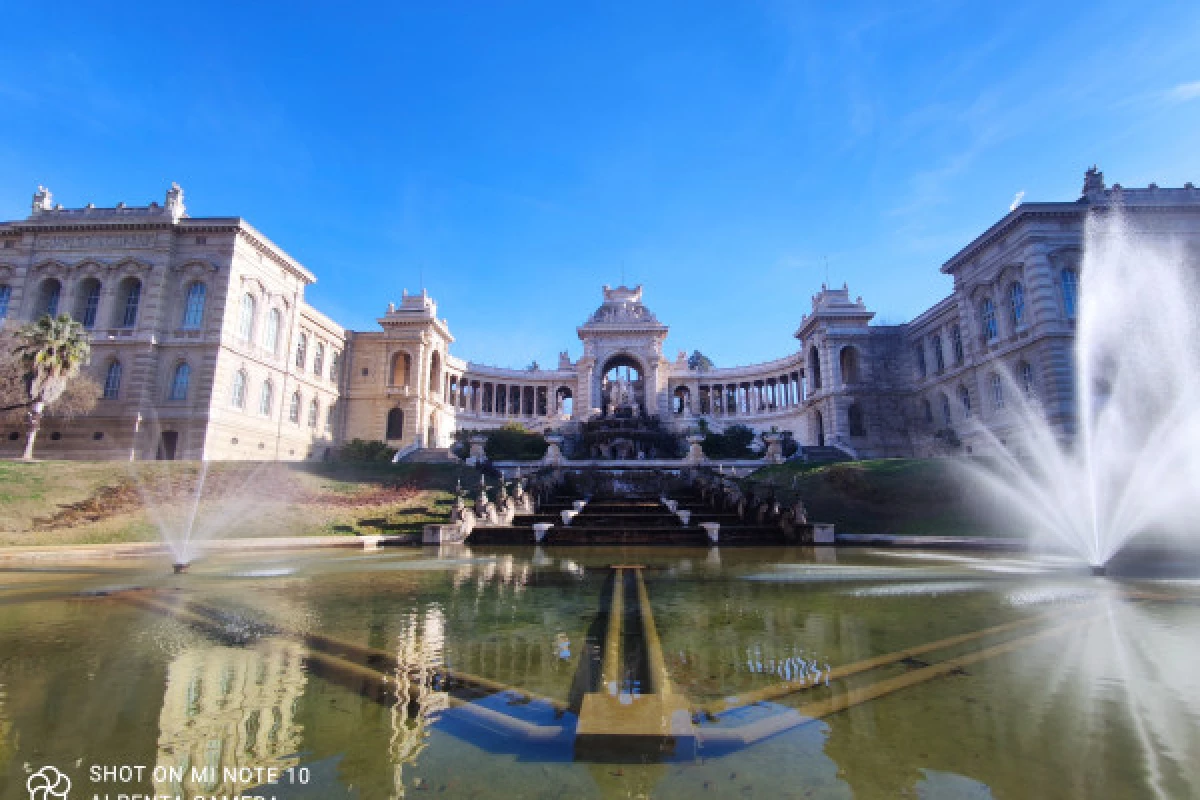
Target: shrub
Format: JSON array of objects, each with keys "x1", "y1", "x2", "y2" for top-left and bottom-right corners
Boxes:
[
  {"x1": 457, "y1": 424, "x2": 548, "y2": 461},
  {"x1": 339, "y1": 438, "x2": 396, "y2": 463},
  {"x1": 702, "y1": 423, "x2": 756, "y2": 458}
]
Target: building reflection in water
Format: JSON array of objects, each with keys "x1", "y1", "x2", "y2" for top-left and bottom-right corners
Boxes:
[
  {"x1": 388, "y1": 604, "x2": 448, "y2": 799},
  {"x1": 0, "y1": 681, "x2": 12, "y2": 769},
  {"x1": 153, "y1": 638, "x2": 307, "y2": 797}
]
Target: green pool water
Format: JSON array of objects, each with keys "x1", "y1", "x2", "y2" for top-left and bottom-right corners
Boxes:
[{"x1": 1, "y1": 546, "x2": 1198, "y2": 799}]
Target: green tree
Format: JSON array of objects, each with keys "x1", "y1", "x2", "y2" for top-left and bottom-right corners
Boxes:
[
  {"x1": 687, "y1": 350, "x2": 714, "y2": 371},
  {"x1": 9, "y1": 314, "x2": 91, "y2": 460}
]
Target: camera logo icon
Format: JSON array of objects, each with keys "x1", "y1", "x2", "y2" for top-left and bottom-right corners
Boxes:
[{"x1": 27, "y1": 766, "x2": 71, "y2": 800}]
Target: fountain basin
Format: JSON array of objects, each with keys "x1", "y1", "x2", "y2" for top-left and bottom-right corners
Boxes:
[{"x1": 172, "y1": 562, "x2": 190, "y2": 574}]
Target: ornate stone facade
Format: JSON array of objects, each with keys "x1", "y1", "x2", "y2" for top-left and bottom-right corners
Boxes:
[{"x1": 2, "y1": 169, "x2": 1199, "y2": 461}]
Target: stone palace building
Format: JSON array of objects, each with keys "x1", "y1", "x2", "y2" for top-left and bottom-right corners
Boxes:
[{"x1": 1, "y1": 168, "x2": 1198, "y2": 461}]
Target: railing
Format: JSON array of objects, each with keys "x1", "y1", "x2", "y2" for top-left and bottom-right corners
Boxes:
[{"x1": 391, "y1": 441, "x2": 420, "y2": 462}]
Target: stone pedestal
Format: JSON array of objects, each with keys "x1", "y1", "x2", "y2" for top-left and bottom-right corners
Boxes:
[
  {"x1": 466, "y1": 434, "x2": 488, "y2": 465},
  {"x1": 532, "y1": 522, "x2": 554, "y2": 543},
  {"x1": 763, "y1": 432, "x2": 784, "y2": 464},
  {"x1": 700, "y1": 522, "x2": 720, "y2": 544},
  {"x1": 685, "y1": 433, "x2": 706, "y2": 465},
  {"x1": 676, "y1": 510, "x2": 691, "y2": 526},
  {"x1": 543, "y1": 434, "x2": 565, "y2": 466},
  {"x1": 561, "y1": 510, "x2": 579, "y2": 525},
  {"x1": 813, "y1": 523, "x2": 835, "y2": 544},
  {"x1": 423, "y1": 524, "x2": 467, "y2": 544}
]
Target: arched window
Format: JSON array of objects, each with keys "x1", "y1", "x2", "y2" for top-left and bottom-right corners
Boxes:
[
  {"x1": 182, "y1": 282, "x2": 207, "y2": 329},
  {"x1": 102, "y1": 360, "x2": 122, "y2": 399},
  {"x1": 259, "y1": 380, "x2": 274, "y2": 416},
  {"x1": 981, "y1": 298, "x2": 998, "y2": 341},
  {"x1": 951, "y1": 324, "x2": 964, "y2": 364},
  {"x1": 922, "y1": 397, "x2": 933, "y2": 424},
  {"x1": 37, "y1": 279, "x2": 61, "y2": 318},
  {"x1": 1018, "y1": 361, "x2": 1035, "y2": 395},
  {"x1": 169, "y1": 362, "x2": 191, "y2": 401},
  {"x1": 288, "y1": 391, "x2": 302, "y2": 424},
  {"x1": 230, "y1": 369, "x2": 247, "y2": 408},
  {"x1": 263, "y1": 308, "x2": 281, "y2": 354},
  {"x1": 295, "y1": 333, "x2": 308, "y2": 370},
  {"x1": 307, "y1": 398, "x2": 320, "y2": 429},
  {"x1": 386, "y1": 408, "x2": 405, "y2": 440},
  {"x1": 1008, "y1": 282, "x2": 1025, "y2": 327},
  {"x1": 0, "y1": 284, "x2": 10, "y2": 319},
  {"x1": 840, "y1": 346, "x2": 861, "y2": 384},
  {"x1": 325, "y1": 402, "x2": 336, "y2": 435},
  {"x1": 940, "y1": 392, "x2": 952, "y2": 426},
  {"x1": 116, "y1": 278, "x2": 141, "y2": 328},
  {"x1": 990, "y1": 373, "x2": 1005, "y2": 409},
  {"x1": 313, "y1": 342, "x2": 324, "y2": 376},
  {"x1": 808, "y1": 346, "x2": 822, "y2": 390},
  {"x1": 1061, "y1": 268, "x2": 1079, "y2": 319},
  {"x1": 238, "y1": 293, "x2": 256, "y2": 342},
  {"x1": 557, "y1": 387, "x2": 574, "y2": 417},
  {"x1": 76, "y1": 279, "x2": 102, "y2": 329},
  {"x1": 959, "y1": 385, "x2": 972, "y2": 418},
  {"x1": 848, "y1": 403, "x2": 865, "y2": 436},
  {"x1": 931, "y1": 334, "x2": 944, "y2": 372}
]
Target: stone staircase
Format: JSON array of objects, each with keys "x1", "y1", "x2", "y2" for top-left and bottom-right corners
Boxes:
[
  {"x1": 398, "y1": 446, "x2": 461, "y2": 464},
  {"x1": 466, "y1": 489, "x2": 788, "y2": 546}
]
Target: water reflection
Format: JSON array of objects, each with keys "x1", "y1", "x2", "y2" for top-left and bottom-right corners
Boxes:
[
  {"x1": 1023, "y1": 593, "x2": 1200, "y2": 799},
  {"x1": 1, "y1": 549, "x2": 1198, "y2": 799},
  {"x1": 387, "y1": 606, "x2": 448, "y2": 799},
  {"x1": 153, "y1": 639, "x2": 306, "y2": 797}
]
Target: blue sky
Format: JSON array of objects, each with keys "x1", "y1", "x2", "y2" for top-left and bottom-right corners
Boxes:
[{"x1": 2, "y1": 1, "x2": 1199, "y2": 367}]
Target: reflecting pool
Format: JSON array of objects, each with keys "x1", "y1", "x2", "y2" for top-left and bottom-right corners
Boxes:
[{"x1": 1, "y1": 546, "x2": 1198, "y2": 799}]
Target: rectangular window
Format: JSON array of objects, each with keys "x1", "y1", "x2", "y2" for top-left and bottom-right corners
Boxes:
[
  {"x1": 103, "y1": 362, "x2": 122, "y2": 400},
  {"x1": 81, "y1": 287, "x2": 100, "y2": 329},
  {"x1": 931, "y1": 335, "x2": 944, "y2": 372},
  {"x1": 913, "y1": 343, "x2": 927, "y2": 378},
  {"x1": 182, "y1": 283, "x2": 206, "y2": 329},
  {"x1": 121, "y1": 283, "x2": 141, "y2": 328},
  {"x1": 982, "y1": 299, "x2": 998, "y2": 341},
  {"x1": 951, "y1": 325, "x2": 964, "y2": 364},
  {"x1": 0, "y1": 285, "x2": 11, "y2": 320},
  {"x1": 1062, "y1": 269, "x2": 1079, "y2": 319}
]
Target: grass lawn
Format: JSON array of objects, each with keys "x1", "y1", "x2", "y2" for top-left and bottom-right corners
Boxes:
[
  {"x1": 752, "y1": 458, "x2": 1016, "y2": 538},
  {"x1": 0, "y1": 460, "x2": 474, "y2": 548}
]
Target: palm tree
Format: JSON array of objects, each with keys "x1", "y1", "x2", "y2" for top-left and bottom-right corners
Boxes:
[{"x1": 13, "y1": 314, "x2": 91, "y2": 460}]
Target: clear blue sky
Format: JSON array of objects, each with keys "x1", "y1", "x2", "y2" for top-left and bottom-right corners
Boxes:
[{"x1": 3, "y1": 1, "x2": 1198, "y2": 368}]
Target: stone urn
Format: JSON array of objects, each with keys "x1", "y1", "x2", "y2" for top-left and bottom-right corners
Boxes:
[
  {"x1": 532, "y1": 522, "x2": 554, "y2": 543},
  {"x1": 685, "y1": 433, "x2": 706, "y2": 465},
  {"x1": 543, "y1": 434, "x2": 565, "y2": 466},
  {"x1": 561, "y1": 510, "x2": 579, "y2": 526},
  {"x1": 763, "y1": 432, "x2": 784, "y2": 464},
  {"x1": 663, "y1": 499, "x2": 679, "y2": 513},
  {"x1": 676, "y1": 510, "x2": 691, "y2": 526},
  {"x1": 467, "y1": 434, "x2": 488, "y2": 465},
  {"x1": 700, "y1": 522, "x2": 720, "y2": 544},
  {"x1": 572, "y1": 500, "x2": 587, "y2": 512}
]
